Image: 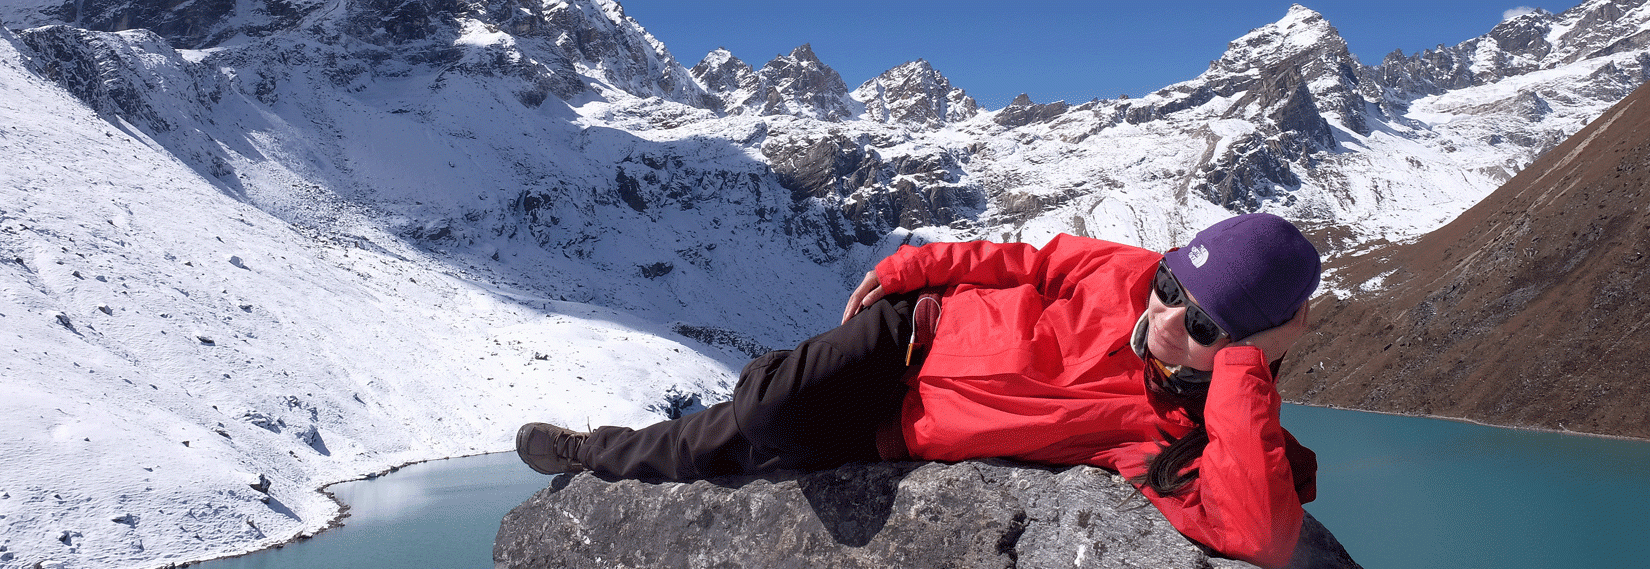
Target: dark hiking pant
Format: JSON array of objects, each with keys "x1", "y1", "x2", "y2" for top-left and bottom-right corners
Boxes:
[{"x1": 577, "y1": 294, "x2": 918, "y2": 480}]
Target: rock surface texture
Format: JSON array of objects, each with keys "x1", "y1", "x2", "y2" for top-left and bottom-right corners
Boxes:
[{"x1": 495, "y1": 460, "x2": 1361, "y2": 569}]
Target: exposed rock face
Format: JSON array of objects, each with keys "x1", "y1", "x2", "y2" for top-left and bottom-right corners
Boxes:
[
  {"x1": 1282, "y1": 80, "x2": 1650, "y2": 439},
  {"x1": 495, "y1": 460, "x2": 1362, "y2": 569},
  {"x1": 38, "y1": 0, "x2": 309, "y2": 49},
  {"x1": 17, "y1": 25, "x2": 244, "y2": 190},
  {"x1": 761, "y1": 129, "x2": 981, "y2": 248},
  {"x1": 19, "y1": 25, "x2": 212, "y2": 131},
  {"x1": 33, "y1": 0, "x2": 710, "y2": 104},
  {"x1": 994, "y1": 93, "x2": 1071, "y2": 129}
]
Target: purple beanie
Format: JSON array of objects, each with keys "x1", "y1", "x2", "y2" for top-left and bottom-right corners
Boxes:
[{"x1": 1163, "y1": 213, "x2": 1321, "y2": 341}]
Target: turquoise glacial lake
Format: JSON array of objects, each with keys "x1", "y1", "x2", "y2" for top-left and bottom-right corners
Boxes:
[
  {"x1": 196, "y1": 405, "x2": 1650, "y2": 568},
  {"x1": 193, "y1": 452, "x2": 548, "y2": 569}
]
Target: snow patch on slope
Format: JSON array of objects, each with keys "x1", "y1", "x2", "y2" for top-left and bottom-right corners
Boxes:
[{"x1": 0, "y1": 26, "x2": 737, "y2": 568}]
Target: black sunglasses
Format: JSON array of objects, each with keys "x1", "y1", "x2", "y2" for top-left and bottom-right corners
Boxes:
[{"x1": 1153, "y1": 260, "x2": 1228, "y2": 346}]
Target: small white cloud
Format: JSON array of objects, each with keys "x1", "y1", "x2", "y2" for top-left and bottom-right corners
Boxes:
[{"x1": 1503, "y1": 6, "x2": 1540, "y2": 21}]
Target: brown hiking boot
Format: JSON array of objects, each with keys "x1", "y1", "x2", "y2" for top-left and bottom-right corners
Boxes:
[{"x1": 515, "y1": 422, "x2": 589, "y2": 475}]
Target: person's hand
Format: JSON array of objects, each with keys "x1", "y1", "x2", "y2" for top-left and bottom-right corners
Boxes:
[
  {"x1": 841, "y1": 270, "x2": 889, "y2": 325},
  {"x1": 1230, "y1": 301, "x2": 1311, "y2": 363}
]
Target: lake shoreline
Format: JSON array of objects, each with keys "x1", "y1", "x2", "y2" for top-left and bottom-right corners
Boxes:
[
  {"x1": 172, "y1": 449, "x2": 515, "y2": 569},
  {"x1": 1295, "y1": 402, "x2": 1650, "y2": 443}
]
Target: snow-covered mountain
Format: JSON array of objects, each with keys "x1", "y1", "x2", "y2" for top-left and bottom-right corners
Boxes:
[
  {"x1": 853, "y1": 59, "x2": 980, "y2": 128},
  {"x1": 692, "y1": 43, "x2": 862, "y2": 121},
  {"x1": 688, "y1": 1, "x2": 1650, "y2": 252},
  {"x1": 1, "y1": 0, "x2": 1647, "y2": 567}
]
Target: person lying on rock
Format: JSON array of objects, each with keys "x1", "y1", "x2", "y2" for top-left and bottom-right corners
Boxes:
[{"x1": 516, "y1": 212, "x2": 1321, "y2": 568}]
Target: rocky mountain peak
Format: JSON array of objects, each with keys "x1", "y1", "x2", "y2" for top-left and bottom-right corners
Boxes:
[
  {"x1": 1118, "y1": 5, "x2": 1361, "y2": 211},
  {"x1": 851, "y1": 58, "x2": 978, "y2": 128},
  {"x1": 1129, "y1": 4, "x2": 1365, "y2": 141},
  {"x1": 700, "y1": 43, "x2": 859, "y2": 121},
  {"x1": 531, "y1": 0, "x2": 710, "y2": 106},
  {"x1": 787, "y1": 42, "x2": 822, "y2": 64},
  {"x1": 689, "y1": 47, "x2": 754, "y2": 112},
  {"x1": 690, "y1": 48, "x2": 749, "y2": 88},
  {"x1": 752, "y1": 43, "x2": 859, "y2": 121},
  {"x1": 1208, "y1": 5, "x2": 1347, "y2": 77},
  {"x1": 1486, "y1": 7, "x2": 1557, "y2": 59}
]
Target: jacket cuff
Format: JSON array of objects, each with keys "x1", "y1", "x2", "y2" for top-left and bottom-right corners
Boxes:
[{"x1": 1215, "y1": 345, "x2": 1268, "y2": 368}]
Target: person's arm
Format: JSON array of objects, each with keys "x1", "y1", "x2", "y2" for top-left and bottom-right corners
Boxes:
[
  {"x1": 842, "y1": 239, "x2": 1042, "y2": 323},
  {"x1": 1181, "y1": 346, "x2": 1305, "y2": 568},
  {"x1": 875, "y1": 239, "x2": 1045, "y2": 292},
  {"x1": 1142, "y1": 307, "x2": 1314, "y2": 568},
  {"x1": 843, "y1": 234, "x2": 1133, "y2": 323}
]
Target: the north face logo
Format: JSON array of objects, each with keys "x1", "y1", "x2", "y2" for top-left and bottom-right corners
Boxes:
[{"x1": 1188, "y1": 245, "x2": 1210, "y2": 268}]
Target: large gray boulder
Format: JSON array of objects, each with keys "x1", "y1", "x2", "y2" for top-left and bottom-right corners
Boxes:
[{"x1": 494, "y1": 459, "x2": 1361, "y2": 569}]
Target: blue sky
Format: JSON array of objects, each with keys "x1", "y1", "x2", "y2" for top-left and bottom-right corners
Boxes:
[{"x1": 618, "y1": 1, "x2": 1576, "y2": 109}]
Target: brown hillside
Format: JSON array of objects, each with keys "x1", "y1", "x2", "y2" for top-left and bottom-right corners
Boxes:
[{"x1": 1281, "y1": 81, "x2": 1650, "y2": 439}]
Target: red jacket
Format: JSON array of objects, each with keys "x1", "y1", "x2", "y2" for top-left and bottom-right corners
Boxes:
[{"x1": 875, "y1": 234, "x2": 1315, "y2": 568}]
